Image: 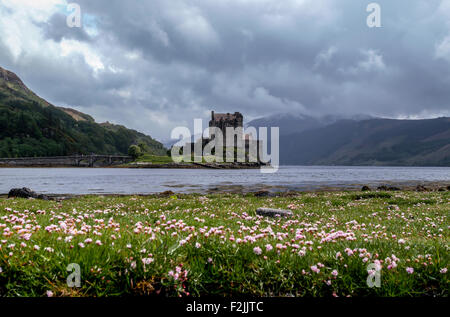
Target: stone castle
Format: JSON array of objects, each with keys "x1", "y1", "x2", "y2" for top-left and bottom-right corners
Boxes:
[
  {"x1": 208, "y1": 111, "x2": 244, "y2": 145},
  {"x1": 180, "y1": 110, "x2": 262, "y2": 163},
  {"x1": 209, "y1": 111, "x2": 243, "y2": 131}
]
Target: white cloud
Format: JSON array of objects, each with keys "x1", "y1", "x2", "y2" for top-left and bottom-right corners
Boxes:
[
  {"x1": 314, "y1": 46, "x2": 337, "y2": 68},
  {"x1": 166, "y1": 3, "x2": 220, "y2": 49},
  {"x1": 2, "y1": 0, "x2": 66, "y2": 20},
  {"x1": 435, "y1": 36, "x2": 450, "y2": 62},
  {"x1": 60, "y1": 39, "x2": 105, "y2": 72},
  {"x1": 340, "y1": 49, "x2": 386, "y2": 75}
]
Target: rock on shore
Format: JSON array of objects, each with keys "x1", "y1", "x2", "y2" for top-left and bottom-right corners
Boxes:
[{"x1": 8, "y1": 188, "x2": 49, "y2": 200}]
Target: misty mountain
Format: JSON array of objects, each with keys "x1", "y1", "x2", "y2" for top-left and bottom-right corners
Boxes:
[
  {"x1": 247, "y1": 113, "x2": 373, "y2": 136},
  {"x1": 279, "y1": 117, "x2": 450, "y2": 166}
]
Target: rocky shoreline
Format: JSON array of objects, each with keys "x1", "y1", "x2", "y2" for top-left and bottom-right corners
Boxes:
[
  {"x1": 124, "y1": 162, "x2": 266, "y2": 169},
  {"x1": 2, "y1": 181, "x2": 449, "y2": 201},
  {"x1": 0, "y1": 162, "x2": 266, "y2": 169}
]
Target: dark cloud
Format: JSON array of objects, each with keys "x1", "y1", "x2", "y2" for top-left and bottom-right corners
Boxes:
[
  {"x1": 38, "y1": 12, "x2": 92, "y2": 43},
  {"x1": 0, "y1": 0, "x2": 449, "y2": 140}
]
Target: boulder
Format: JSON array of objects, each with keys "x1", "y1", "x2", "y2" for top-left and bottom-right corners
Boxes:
[
  {"x1": 416, "y1": 185, "x2": 428, "y2": 192},
  {"x1": 8, "y1": 187, "x2": 48, "y2": 200},
  {"x1": 254, "y1": 190, "x2": 270, "y2": 197},
  {"x1": 361, "y1": 186, "x2": 371, "y2": 191},
  {"x1": 159, "y1": 190, "x2": 175, "y2": 197},
  {"x1": 256, "y1": 208, "x2": 293, "y2": 218},
  {"x1": 377, "y1": 185, "x2": 400, "y2": 191}
]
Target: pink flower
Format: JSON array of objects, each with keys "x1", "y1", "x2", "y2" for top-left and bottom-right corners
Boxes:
[
  {"x1": 331, "y1": 270, "x2": 338, "y2": 277},
  {"x1": 195, "y1": 242, "x2": 201, "y2": 249},
  {"x1": 440, "y1": 268, "x2": 447, "y2": 274},
  {"x1": 46, "y1": 290, "x2": 53, "y2": 297},
  {"x1": 265, "y1": 244, "x2": 273, "y2": 251},
  {"x1": 387, "y1": 262, "x2": 397, "y2": 270},
  {"x1": 253, "y1": 247, "x2": 262, "y2": 255},
  {"x1": 142, "y1": 258, "x2": 153, "y2": 265},
  {"x1": 406, "y1": 267, "x2": 414, "y2": 274},
  {"x1": 311, "y1": 265, "x2": 320, "y2": 274},
  {"x1": 95, "y1": 240, "x2": 102, "y2": 246}
]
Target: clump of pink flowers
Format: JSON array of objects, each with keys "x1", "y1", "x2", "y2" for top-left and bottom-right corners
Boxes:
[{"x1": 253, "y1": 246, "x2": 262, "y2": 255}]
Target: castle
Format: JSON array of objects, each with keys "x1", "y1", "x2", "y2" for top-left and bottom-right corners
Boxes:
[
  {"x1": 180, "y1": 111, "x2": 261, "y2": 163},
  {"x1": 209, "y1": 111, "x2": 243, "y2": 131},
  {"x1": 208, "y1": 111, "x2": 244, "y2": 146}
]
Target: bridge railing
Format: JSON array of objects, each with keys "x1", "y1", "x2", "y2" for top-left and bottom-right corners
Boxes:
[{"x1": 0, "y1": 154, "x2": 132, "y2": 161}]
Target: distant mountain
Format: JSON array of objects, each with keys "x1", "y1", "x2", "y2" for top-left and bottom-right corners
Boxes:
[
  {"x1": 279, "y1": 117, "x2": 450, "y2": 166},
  {"x1": 0, "y1": 66, "x2": 166, "y2": 157},
  {"x1": 247, "y1": 113, "x2": 373, "y2": 136}
]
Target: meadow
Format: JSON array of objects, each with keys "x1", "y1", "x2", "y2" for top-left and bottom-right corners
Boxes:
[{"x1": 0, "y1": 190, "x2": 448, "y2": 297}]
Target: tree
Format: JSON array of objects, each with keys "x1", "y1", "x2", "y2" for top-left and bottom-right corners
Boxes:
[
  {"x1": 138, "y1": 141, "x2": 150, "y2": 154},
  {"x1": 128, "y1": 145, "x2": 142, "y2": 159}
]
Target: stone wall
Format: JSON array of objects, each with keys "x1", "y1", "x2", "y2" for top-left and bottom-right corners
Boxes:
[{"x1": 0, "y1": 155, "x2": 133, "y2": 167}]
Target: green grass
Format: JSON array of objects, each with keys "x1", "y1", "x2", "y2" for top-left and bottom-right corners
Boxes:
[
  {"x1": 134, "y1": 154, "x2": 176, "y2": 164},
  {"x1": 0, "y1": 191, "x2": 448, "y2": 297}
]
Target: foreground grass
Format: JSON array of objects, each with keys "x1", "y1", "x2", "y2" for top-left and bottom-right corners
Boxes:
[{"x1": 0, "y1": 191, "x2": 448, "y2": 297}]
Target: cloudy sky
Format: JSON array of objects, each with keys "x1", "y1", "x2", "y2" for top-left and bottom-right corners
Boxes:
[{"x1": 0, "y1": 0, "x2": 449, "y2": 140}]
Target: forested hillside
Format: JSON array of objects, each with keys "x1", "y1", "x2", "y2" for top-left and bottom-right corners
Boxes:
[{"x1": 0, "y1": 66, "x2": 166, "y2": 157}]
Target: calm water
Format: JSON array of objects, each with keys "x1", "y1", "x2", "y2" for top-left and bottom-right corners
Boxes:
[{"x1": 0, "y1": 166, "x2": 449, "y2": 195}]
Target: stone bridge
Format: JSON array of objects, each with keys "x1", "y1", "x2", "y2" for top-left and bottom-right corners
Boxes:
[{"x1": 0, "y1": 155, "x2": 133, "y2": 167}]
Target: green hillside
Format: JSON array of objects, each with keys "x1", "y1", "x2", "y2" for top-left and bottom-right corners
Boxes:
[{"x1": 0, "y1": 66, "x2": 167, "y2": 157}]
